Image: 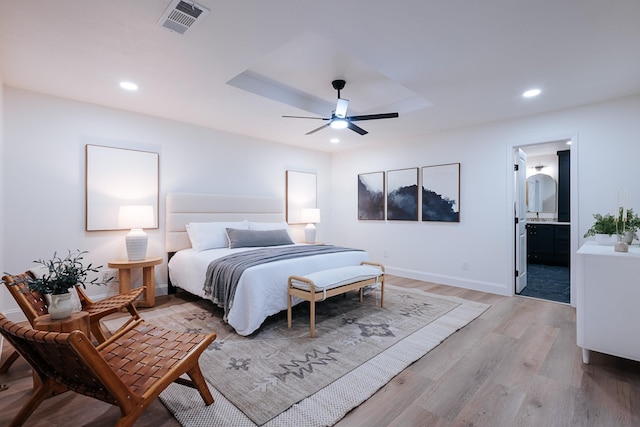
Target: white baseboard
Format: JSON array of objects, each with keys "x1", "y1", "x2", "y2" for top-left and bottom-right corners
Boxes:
[{"x1": 385, "y1": 266, "x2": 511, "y2": 296}]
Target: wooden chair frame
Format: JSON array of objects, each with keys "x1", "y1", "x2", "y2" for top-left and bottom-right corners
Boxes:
[
  {"x1": 1, "y1": 272, "x2": 144, "y2": 373},
  {"x1": 0, "y1": 314, "x2": 216, "y2": 427}
]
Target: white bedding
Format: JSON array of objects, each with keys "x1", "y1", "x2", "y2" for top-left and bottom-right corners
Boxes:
[{"x1": 168, "y1": 244, "x2": 369, "y2": 335}]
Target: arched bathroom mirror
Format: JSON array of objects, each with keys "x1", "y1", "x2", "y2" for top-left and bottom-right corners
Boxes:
[{"x1": 526, "y1": 173, "x2": 556, "y2": 213}]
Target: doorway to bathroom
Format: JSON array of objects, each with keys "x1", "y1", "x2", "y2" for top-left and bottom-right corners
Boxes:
[{"x1": 514, "y1": 139, "x2": 572, "y2": 304}]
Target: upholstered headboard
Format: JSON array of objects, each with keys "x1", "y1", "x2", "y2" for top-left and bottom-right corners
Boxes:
[{"x1": 165, "y1": 193, "x2": 285, "y2": 253}]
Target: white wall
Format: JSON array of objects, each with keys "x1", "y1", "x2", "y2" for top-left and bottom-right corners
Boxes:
[
  {"x1": 330, "y1": 94, "x2": 640, "y2": 297},
  {"x1": 2, "y1": 87, "x2": 331, "y2": 320},
  {"x1": 0, "y1": 77, "x2": 5, "y2": 319}
]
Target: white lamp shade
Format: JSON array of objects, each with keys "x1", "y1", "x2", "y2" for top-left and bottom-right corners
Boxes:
[
  {"x1": 301, "y1": 208, "x2": 321, "y2": 224},
  {"x1": 118, "y1": 205, "x2": 155, "y2": 229}
]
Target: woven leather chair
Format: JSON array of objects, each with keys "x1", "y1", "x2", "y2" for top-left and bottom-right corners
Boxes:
[
  {"x1": 0, "y1": 313, "x2": 215, "y2": 427},
  {"x1": 0, "y1": 272, "x2": 144, "y2": 373}
]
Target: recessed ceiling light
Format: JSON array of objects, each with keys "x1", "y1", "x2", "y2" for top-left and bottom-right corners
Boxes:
[
  {"x1": 522, "y1": 88, "x2": 541, "y2": 98},
  {"x1": 120, "y1": 81, "x2": 139, "y2": 91},
  {"x1": 330, "y1": 138, "x2": 340, "y2": 144}
]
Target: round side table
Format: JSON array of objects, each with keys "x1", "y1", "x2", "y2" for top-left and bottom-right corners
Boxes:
[{"x1": 108, "y1": 256, "x2": 163, "y2": 307}]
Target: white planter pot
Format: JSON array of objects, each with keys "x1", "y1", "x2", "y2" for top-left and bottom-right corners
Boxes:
[
  {"x1": 594, "y1": 234, "x2": 617, "y2": 245},
  {"x1": 48, "y1": 292, "x2": 74, "y2": 319}
]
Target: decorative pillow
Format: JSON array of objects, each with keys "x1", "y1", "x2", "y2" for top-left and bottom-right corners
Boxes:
[
  {"x1": 248, "y1": 221, "x2": 293, "y2": 239},
  {"x1": 226, "y1": 228, "x2": 294, "y2": 249},
  {"x1": 186, "y1": 220, "x2": 249, "y2": 251}
]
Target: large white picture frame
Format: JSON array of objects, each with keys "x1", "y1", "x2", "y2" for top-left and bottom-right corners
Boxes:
[
  {"x1": 286, "y1": 170, "x2": 317, "y2": 224},
  {"x1": 85, "y1": 144, "x2": 159, "y2": 231}
]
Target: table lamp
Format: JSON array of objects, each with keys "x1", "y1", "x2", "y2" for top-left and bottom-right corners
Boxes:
[
  {"x1": 118, "y1": 205, "x2": 155, "y2": 261},
  {"x1": 301, "y1": 208, "x2": 321, "y2": 244}
]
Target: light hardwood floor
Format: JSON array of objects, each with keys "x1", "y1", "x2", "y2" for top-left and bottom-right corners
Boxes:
[{"x1": 1, "y1": 276, "x2": 639, "y2": 426}]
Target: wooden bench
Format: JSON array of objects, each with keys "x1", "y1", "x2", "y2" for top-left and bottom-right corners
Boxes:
[{"x1": 287, "y1": 261, "x2": 385, "y2": 337}]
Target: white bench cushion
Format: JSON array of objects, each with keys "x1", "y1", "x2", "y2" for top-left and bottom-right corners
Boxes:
[{"x1": 291, "y1": 265, "x2": 383, "y2": 291}]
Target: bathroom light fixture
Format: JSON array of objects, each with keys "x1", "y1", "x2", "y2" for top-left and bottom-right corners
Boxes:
[
  {"x1": 522, "y1": 88, "x2": 541, "y2": 98},
  {"x1": 330, "y1": 138, "x2": 340, "y2": 144},
  {"x1": 120, "y1": 81, "x2": 139, "y2": 91}
]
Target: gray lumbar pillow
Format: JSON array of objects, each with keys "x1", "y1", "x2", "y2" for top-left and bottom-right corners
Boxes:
[{"x1": 226, "y1": 228, "x2": 294, "y2": 249}]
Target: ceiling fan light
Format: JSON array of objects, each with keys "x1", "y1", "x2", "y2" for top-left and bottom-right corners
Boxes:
[{"x1": 330, "y1": 119, "x2": 348, "y2": 129}]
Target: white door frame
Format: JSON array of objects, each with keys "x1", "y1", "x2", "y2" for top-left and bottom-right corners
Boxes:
[
  {"x1": 515, "y1": 148, "x2": 528, "y2": 293},
  {"x1": 505, "y1": 133, "x2": 579, "y2": 306}
]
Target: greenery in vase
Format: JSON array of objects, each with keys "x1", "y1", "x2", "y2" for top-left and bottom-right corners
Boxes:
[
  {"x1": 4, "y1": 250, "x2": 113, "y2": 295},
  {"x1": 584, "y1": 208, "x2": 640, "y2": 237}
]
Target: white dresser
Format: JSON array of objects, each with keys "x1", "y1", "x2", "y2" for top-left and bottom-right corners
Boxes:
[{"x1": 577, "y1": 241, "x2": 640, "y2": 363}]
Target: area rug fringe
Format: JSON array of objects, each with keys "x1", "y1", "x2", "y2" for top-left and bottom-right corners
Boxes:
[{"x1": 159, "y1": 289, "x2": 489, "y2": 427}]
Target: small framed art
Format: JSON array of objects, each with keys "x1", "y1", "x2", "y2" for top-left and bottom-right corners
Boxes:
[{"x1": 286, "y1": 170, "x2": 317, "y2": 224}]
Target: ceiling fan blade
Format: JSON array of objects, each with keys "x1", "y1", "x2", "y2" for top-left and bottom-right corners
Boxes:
[
  {"x1": 335, "y1": 98, "x2": 349, "y2": 118},
  {"x1": 282, "y1": 115, "x2": 330, "y2": 120},
  {"x1": 347, "y1": 112, "x2": 399, "y2": 122},
  {"x1": 347, "y1": 122, "x2": 368, "y2": 135},
  {"x1": 306, "y1": 123, "x2": 331, "y2": 135}
]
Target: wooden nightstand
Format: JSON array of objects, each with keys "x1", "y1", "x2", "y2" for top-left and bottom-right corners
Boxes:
[{"x1": 108, "y1": 256, "x2": 163, "y2": 308}]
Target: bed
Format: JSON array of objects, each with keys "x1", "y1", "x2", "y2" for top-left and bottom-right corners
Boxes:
[{"x1": 166, "y1": 193, "x2": 369, "y2": 336}]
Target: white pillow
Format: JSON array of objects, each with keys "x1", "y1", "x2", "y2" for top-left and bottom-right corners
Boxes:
[
  {"x1": 248, "y1": 221, "x2": 293, "y2": 239},
  {"x1": 186, "y1": 220, "x2": 249, "y2": 251}
]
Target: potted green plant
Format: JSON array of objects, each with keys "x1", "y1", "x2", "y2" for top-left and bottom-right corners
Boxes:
[
  {"x1": 584, "y1": 208, "x2": 640, "y2": 244},
  {"x1": 7, "y1": 250, "x2": 113, "y2": 319}
]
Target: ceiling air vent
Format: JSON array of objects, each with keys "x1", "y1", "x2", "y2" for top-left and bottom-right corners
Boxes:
[{"x1": 158, "y1": 0, "x2": 210, "y2": 35}]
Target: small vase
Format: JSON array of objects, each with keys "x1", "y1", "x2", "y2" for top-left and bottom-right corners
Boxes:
[
  {"x1": 624, "y1": 230, "x2": 635, "y2": 245},
  {"x1": 48, "y1": 292, "x2": 74, "y2": 319},
  {"x1": 615, "y1": 234, "x2": 629, "y2": 253}
]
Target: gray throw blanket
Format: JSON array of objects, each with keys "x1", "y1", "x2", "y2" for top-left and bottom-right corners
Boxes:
[{"x1": 204, "y1": 245, "x2": 364, "y2": 319}]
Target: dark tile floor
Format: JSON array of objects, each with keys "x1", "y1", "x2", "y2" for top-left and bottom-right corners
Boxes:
[{"x1": 517, "y1": 263, "x2": 570, "y2": 303}]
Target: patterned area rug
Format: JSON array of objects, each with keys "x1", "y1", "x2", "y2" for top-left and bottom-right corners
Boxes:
[{"x1": 104, "y1": 285, "x2": 489, "y2": 426}]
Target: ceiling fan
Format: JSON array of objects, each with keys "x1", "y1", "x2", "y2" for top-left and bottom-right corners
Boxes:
[{"x1": 282, "y1": 79, "x2": 399, "y2": 135}]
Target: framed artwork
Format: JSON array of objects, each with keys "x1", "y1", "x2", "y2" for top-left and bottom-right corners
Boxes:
[
  {"x1": 358, "y1": 171, "x2": 385, "y2": 220},
  {"x1": 286, "y1": 170, "x2": 317, "y2": 224},
  {"x1": 422, "y1": 163, "x2": 460, "y2": 222},
  {"x1": 85, "y1": 145, "x2": 159, "y2": 231},
  {"x1": 387, "y1": 168, "x2": 418, "y2": 221}
]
